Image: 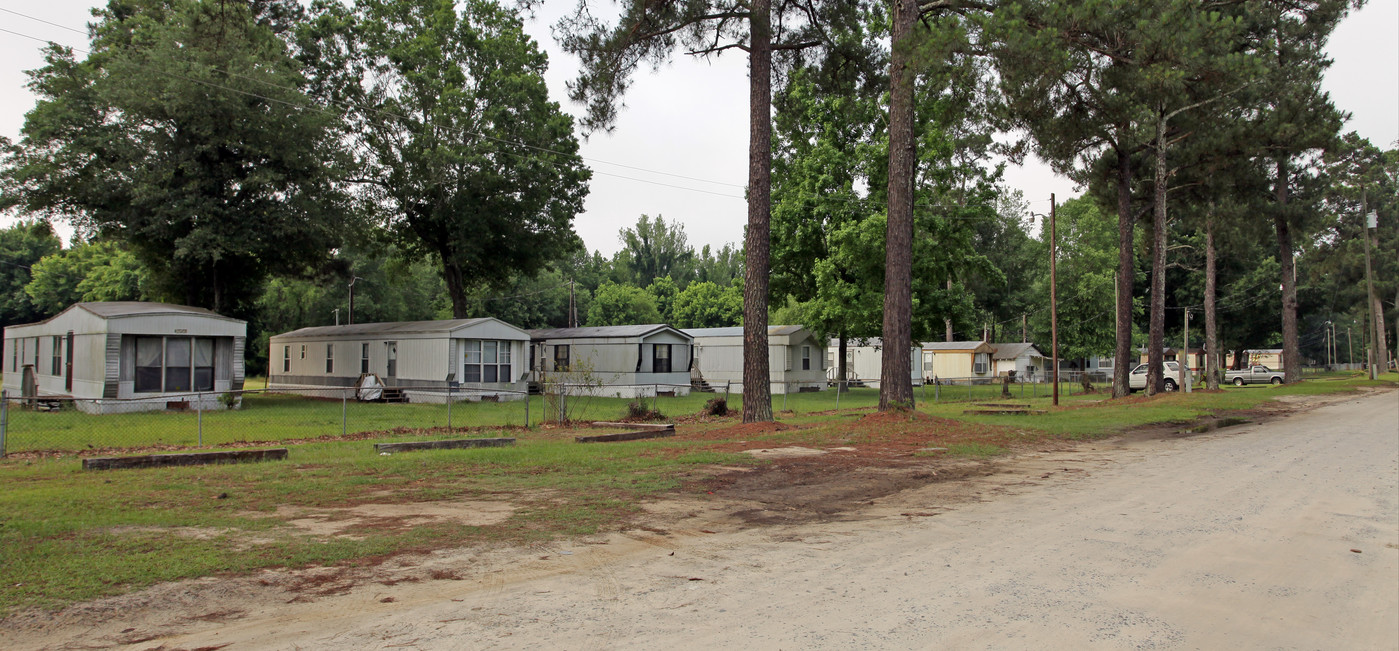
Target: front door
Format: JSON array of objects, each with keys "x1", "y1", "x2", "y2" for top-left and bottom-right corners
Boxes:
[
  {"x1": 64, "y1": 331, "x2": 74, "y2": 392},
  {"x1": 385, "y1": 342, "x2": 397, "y2": 380}
]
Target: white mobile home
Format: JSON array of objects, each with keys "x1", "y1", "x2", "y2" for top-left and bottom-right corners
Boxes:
[
  {"x1": 528, "y1": 325, "x2": 693, "y2": 398},
  {"x1": 2, "y1": 302, "x2": 247, "y2": 414},
  {"x1": 826, "y1": 338, "x2": 922, "y2": 388},
  {"x1": 989, "y1": 342, "x2": 1048, "y2": 381},
  {"x1": 268, "y1": 318, "x2": 530, "y2": 402},
  {"x1": 684, "y1": 325, "x2": 827, "y2": 394}
]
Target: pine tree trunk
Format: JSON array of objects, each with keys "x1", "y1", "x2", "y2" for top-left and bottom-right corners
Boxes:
[
  {"x1": 1112, "y1": 146, "x2": 1135, "y2": 398},
  {"x1": 1372, "y1": 225, "x2": 1390, "y2": 368},
  {"x1": 741, "y1": 0, "x2": 774, "y2": 423},
  {"x1": 1146, "y1": 114, "x2": 1168, "y2": 395},
  {"x1": 1205, "y1": 206, "x2": 1219, "y2": 390},
  {"x1": 1275, "y1": 159, "x2": 1299, "y2": 383},
  {"x1": 879, "y1": 0, "x2": 916, "y2": 411}
]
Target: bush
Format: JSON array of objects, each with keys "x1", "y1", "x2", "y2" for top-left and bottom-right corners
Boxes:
[
  {"x1": 624, "y1": 400, "x2": 664, "y2": 421},
  {"x1": 702, "y1": 397, "x2": 727, "y2": 416}
]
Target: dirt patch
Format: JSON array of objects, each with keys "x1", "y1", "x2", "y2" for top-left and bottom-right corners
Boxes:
[
  {"x1": 688, "y1": 420, "x2": 799, "y2": 440},
  {"x1": 744, "y1": 446, "x2": 829, "y2": 459},
  {"x1": 249, "y1": 500, "x2": 517, "y2": 539}
]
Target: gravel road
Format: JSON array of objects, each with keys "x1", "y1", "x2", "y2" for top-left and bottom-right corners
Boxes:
[{"x1": 10, "y1": 390, "x2": 1397, "y2": 650}]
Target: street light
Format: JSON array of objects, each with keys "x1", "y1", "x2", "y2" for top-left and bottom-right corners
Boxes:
[{"x1": 1031, "y1": 194, "x2": 1059, "y2": 406}]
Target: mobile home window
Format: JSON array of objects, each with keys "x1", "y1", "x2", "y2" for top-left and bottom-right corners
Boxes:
[
  {"x1": 135, "y1": 336, "x2": 214, "y2": 393},
  {"x1": 10, "y1": 338, "x2": 16, "y2": 372},
  {"x1": 464, "y1": 340, "x2": 513, "y2": 383},
  {"x1": 300, "y1": 345, "x2": 306, "y2": 359},
  {"x1": 326, "y1": 344, "x2": 334, "y2": 373},
  {"x1": 51, "y1": 335, "x2": 62, "y2": 376},
  {"x1": 360, "y1": 343, "x2": 369, "y2": 374},
  {"x1": 973, "y1": 352, "x2": 990, "y2": 375},
  {"x1": 31, "y1": 337, "x2": 39, "y2": 369},
  {"x1": 553, "y1": 345, "x2": 570, "y2": 372},
  {"x1": 801, "y1": 346, "x2": 811, "y2": 371},
  {"x1": 136, "y1": 337, "x2": 163, "y2": 392},
  {"x1": 283, "y1": 345, "x2": 291, "y2": 373},
  {"x1": 653, "y1": 344, "x2": 671, "y2": 373}
]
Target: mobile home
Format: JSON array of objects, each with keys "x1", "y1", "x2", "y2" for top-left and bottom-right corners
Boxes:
[
  {"x1": 2, "y1": 302, "x2": 246, "y2": 414},
  {"x1": 685, "y1": 325, "x2": 827, "y2": 394},
  {"x1": 528, "y1": 325, "x2": 693, "y2": 398},
  {"x1": 268, "y1": 318, "x2": 530, "y2": 402}
]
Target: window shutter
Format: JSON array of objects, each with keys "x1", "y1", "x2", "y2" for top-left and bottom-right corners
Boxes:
[{"x1": 786, "y1": 346, "x2": 793, "y2": 371}]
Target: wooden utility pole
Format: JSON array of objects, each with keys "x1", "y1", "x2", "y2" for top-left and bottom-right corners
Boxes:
[
  {"x1": 1050, "y1": 193, "x2": 1059, "y2": 406},
  {"x1": 1348, "y1": 326, "x2": 1353, "y2": 365},
  {"x1": 1022, "y1": 314, "x2": 1027, "y2": 343},
  {"x1": 1363, "y1": 198, "x2": 1378, "y2": 379},
  {"x1": 1181, "y1": 308, "x2": 1190, "y2": 392}
]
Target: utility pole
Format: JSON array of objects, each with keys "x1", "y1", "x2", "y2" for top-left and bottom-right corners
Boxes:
[
  {"x1": 1022, "y1": 314, "x2": 1027, "y2": 343},
  {"x1": 348, "y1": 276, "x2": 362, "y2": 325},
  {"x1": 1050, "y1": 193, "x2": 1059, "y2": 406},
  {"x1": 568, "y1": 279, "x2": 577, "y2": 328},
  {"x1": 1181, "y1": 308, "x2": 1190, "y2": 392},
  {"x1": 334, "y1": 308, "x2": 340, "y2": 326},
  {"x1": 1363, "y1": 196, "x2": 1378, "y2": 379},
  {"x1": 1348, "y1": 326, "x2": 1353, "y2": 365}
]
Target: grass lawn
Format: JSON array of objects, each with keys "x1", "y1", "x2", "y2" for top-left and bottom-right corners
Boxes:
[{"x1": 0, "y1": 370, "x2": 1391, "y2": 616}]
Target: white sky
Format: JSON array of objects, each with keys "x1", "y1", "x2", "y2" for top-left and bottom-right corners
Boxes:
[{"x1": 1, "y1": 0, "x2": 1395, "y2": 255}]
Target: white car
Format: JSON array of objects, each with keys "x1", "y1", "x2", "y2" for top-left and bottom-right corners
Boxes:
[{"x1": 1129, "y1": 362, "x2": 1179, "y2": 392}]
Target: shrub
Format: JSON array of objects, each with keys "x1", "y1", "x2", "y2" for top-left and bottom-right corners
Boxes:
[{"x1": 702, "y1": 397, "x2": 727, "y2": 416}]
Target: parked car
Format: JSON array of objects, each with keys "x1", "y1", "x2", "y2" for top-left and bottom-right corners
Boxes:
[
  {"x1": 1224, "y1": 365, "x2": 1285, "y2": 386},
  {"x1": 1129, "y1": 361, "x2": 1180, "y2": 392}
]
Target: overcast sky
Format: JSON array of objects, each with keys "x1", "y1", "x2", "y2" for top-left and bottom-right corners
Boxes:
[{"x1": 1, "y1": 1, "x2": 1395, "y2": 255}]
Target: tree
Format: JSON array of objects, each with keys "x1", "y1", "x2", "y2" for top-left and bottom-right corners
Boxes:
[
  {"x1": 646, "y1": 275, "x2": 680, "y2": 322},
  {"x1": 672, "y1": 280, "x2": 743, "y2": 328},
  {"x1": 306, "y1": 0, "x2": 590, "y2": 318},
  {"x1": 1, "y1": 0, "x2": 348, "y2": 316},
  {"x1": 556, "y1": 0, "x2": 863, "y2": 422},
  {"x1": 587, "y1": 282, "x2": 661, "y2": 326},
  {"x1": 1031, "y1": 197, "x2": 1117, "y2": 366},
  {"x1": 1241, "y1": 0, "x2": 1353, "y2": 382},
  {"x1": 615, "y1": 216, "x2": 695, "y2": 287},
  {"x1": 0, "y1": 221, "x2": 61, "y2": 328},
  {"x1": 25, "y1": 240, "x2": 148, "y2": 313}
]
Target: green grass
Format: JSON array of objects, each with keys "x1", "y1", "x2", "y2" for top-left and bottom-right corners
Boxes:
[
  {"x1": 0, "y1": 370, "x2": 1391, "y2": 616},
  {"x1": 0, "y1": 434, "x2": 753, "y2": 614}
]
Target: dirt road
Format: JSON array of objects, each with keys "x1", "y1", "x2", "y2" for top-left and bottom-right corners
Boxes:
[{"x1": 7, "y1": 390, "x2": 1396, "y2": 650}]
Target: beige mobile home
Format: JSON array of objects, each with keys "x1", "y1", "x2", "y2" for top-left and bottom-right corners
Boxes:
[
  {"x1": 684, "y1": 325, "x2": 827, "y2": 394},
  {"x1": 528, "y1": 325, "x2": 693, "y2": 398},
  {"x1": 826, "y1": 338, "x2": 922, "y2": 388},
  {"x1": 2, "y1": 302, "x2": 247, "y2": 414},
  {"x1": 920, "y1": 340, "x2": 995, "y2": 382},
  {"x1": 268, "y1": 318, "x2": 530, "y2": 402}
]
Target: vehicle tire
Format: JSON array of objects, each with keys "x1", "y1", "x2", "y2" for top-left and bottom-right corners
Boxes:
[
  {"x1": 1164, "y1": 379, "x2": 1178, "y2": 392},
  {"x1": 1233, "y1": 377, "x2": 1245, "y2": 387},
  {"x1": 1271, "y1": 376, "x2": 1283, "y2": 385}
]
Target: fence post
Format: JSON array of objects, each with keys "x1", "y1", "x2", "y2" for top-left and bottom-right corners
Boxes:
[
  {"x1": 342, "y1": 389, "x2": 348, "y2": 438},
  {"x1": 197, "y1": 392, "x2": 203, "y2": 447},
  {"x1": 654, "y1": 384, "x2": 659, "y2": 414},
  {"x1": 447, "y1": 384, "x2": 453, "y2": 430},
  {"x1": 935, "y1": 382, "x2": 940, "y2": 402},
  {"x1": 1, "y1": 389, "x2": 8, "y2": 457},
  {"x1": 525, "y1": 390, "x2": 531, "y2": 428},
  {"x1": 835, "y1": 380, "x2": 841, "y2": 410},
  {"x1": 782, "y1": 382, "x2": 788, "y2": 412}
]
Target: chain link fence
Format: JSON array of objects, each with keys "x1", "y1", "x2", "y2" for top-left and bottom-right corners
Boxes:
[{"x1": 0, "y1": 373, "x2": 1128, "y2": 456}]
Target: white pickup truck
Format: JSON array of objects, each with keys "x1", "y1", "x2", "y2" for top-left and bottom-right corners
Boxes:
[{"x1": 1224, "y1": 365, "x2": 1285, "y2": 386}]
